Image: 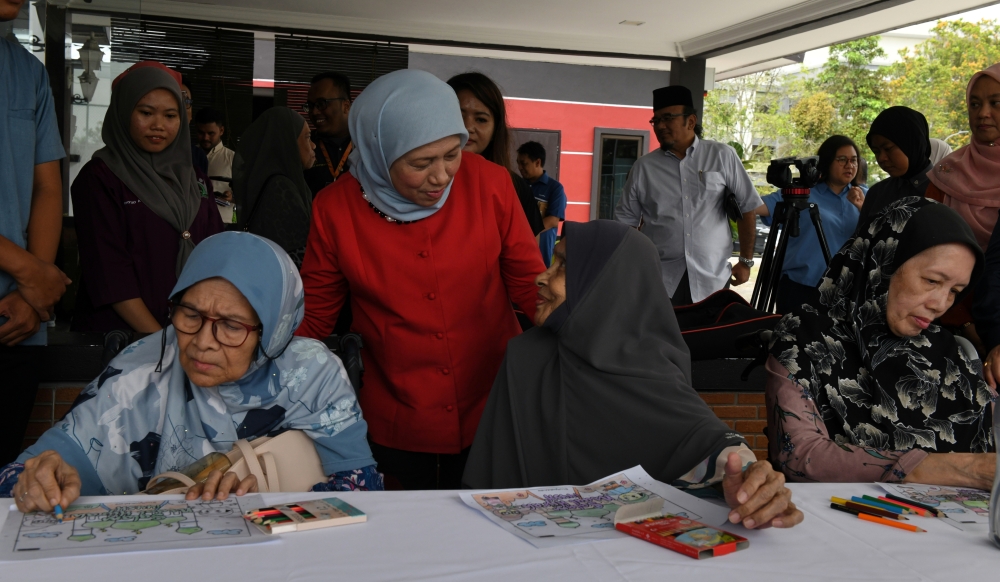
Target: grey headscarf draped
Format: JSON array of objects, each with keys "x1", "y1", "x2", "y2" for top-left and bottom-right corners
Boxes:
[
  {"x1": 463, "y1": 220, "x2": 746, "y2": 489},
  {"x1": 232, "y1": 107, "x2": 311, "y2": 237},
  {"x1": 347, "y1": 69, "x2": 469, "y2": 221},
  {"x1": 93, "y1": 66, "x2": 202, "y2": 275}
]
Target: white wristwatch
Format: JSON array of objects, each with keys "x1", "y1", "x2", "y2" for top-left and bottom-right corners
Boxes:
[{"x1": 738, "y1": 257, "x2": 755, "y2": 267}]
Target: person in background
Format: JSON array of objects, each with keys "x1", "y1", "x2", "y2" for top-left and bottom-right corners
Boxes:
[
  {"x1": 447, "y1": 72, "x2": 544, "y2": 237},
  {"x1": 71, "y1": 61, "x2": 224, "y2": 335},
  {"x1": 855, "y1": 106, "x2": 932, "y2": 228},
  {"x1": 179, "y1": 75, "x2": 209, "y2": 175},
  {"x1": 978, "y1": 214, "x2": 1000, "y2": 389},
  {"x1": 232, "y1": 107, "x2": 315, "y2": 268},
  {"x1": 852, "y1": 156, "x2": 868, "y2": 190},
  {"x1": 0, "y1": 0, "x2": 70, "y2": 465},
  {"x1": 767, "y1": 197, "x2": 995, "y2": 488},
  {"x1": 465, "y1": 220, "x2": 804, "y2": 532},
  {"x1": 517, "y1": 141, "x2": 566, "y2": 266},
  {"x1": 303, "y1": 71, "x2": 353, "y2": 197},
  {"x1": 929, "y1": 137, "x2": 953, "y2": 166},
  {"x1": 297, "y1": 70, "x2": 544, "y2": 490},
  {"x1": 194, "y1": 107, "x2": 236, "y2": 223},
  {"x1": 614, "y1": 85, "x2": 762, "y2": 306},
  {"x1": 2, "y1": 232, "x2": 383, "y2": 508},
  {"x1": 754, "y1": 135, "x2": 864, "y2": 313}
]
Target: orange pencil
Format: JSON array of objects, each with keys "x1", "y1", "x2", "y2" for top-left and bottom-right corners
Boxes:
[
  {"x1": 877, "y1": 496, "x2": 929, "y2": 517},
  {"x1": 858, "y1": 512, "x2": 926, "y2": 533}
]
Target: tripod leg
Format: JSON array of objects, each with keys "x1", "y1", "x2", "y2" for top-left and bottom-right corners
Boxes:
[
  {"x1": 752, "y1": 203, "x2": 786, "y2": 311},
  {"x1": 767, "y1": 207, "x2": 797, "y2": 313},
  {"x1": 808, "y1": 203, "x2": 833, "y2": 264}
]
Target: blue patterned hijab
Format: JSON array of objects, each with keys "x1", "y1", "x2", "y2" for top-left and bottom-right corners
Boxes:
[
  {"x1": 347, "y1": 69, "x2": 469, "y2": 221},
  {"x1": 20, "y1": 232, "x2": 375, "y2": 495}
]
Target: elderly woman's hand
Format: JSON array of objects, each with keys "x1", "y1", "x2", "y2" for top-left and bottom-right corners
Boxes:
[
  {"x1": 722, "y1": 452, "x2": 803, "y2": 529},
  {"x1": 13, "y1": 451, "x2": 81, "y2": 514},
  {"x1": 185, "y1": 470, "x2": 258, "y2": 501}
]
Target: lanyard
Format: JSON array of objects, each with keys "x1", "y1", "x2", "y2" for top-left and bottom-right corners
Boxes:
[{"x1": 319, "y1": 141, "x2": 354, "y2": 182}]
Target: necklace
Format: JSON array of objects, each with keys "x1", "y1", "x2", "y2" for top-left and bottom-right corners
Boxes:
[{"x1": 360, "y1": 185, "x2": 422, "y2": 225}]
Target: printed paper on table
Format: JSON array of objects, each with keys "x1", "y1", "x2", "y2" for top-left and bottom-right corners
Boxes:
[
  {"x1": 0, "y1": 495, "x2": 271, "y2": 561},
  {"x1": 460, "y1": 465, "x2": 732, "y2": 548},
  {"x1": 879, "y1": 483, "x2": 990, "y2": 524}
]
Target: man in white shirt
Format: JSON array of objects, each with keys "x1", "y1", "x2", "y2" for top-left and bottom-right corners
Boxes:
[
  {"x1": 195, "y1": 107, "x2": 236, "y2": 222},
  {"x1": 614, "y1": 86, "x2": 761, "y2": 305}
]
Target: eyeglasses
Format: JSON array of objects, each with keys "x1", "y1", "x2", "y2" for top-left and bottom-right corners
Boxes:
[
  {"x1": 170, "y1": 303, "x2": 262, "y2": 347},
  {"x1": 649, "y1": 113, "x2": 688, "y2": 127},
  {"x1": 834, "y1": 156, "x2": 859, "y2": 167},
  {"x1": 302, "y1": 97, "x2": 348, "y2": 113}
]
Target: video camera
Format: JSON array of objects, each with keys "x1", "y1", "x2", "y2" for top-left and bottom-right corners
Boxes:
[{"x1": 766, "y1": 156, "x2": 821, "y2": 190}]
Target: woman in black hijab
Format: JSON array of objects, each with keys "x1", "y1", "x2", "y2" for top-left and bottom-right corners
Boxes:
[
  {"x1": 233, "y1": 107, "x2": 316, "y2": 267},
  {"x1": 767, "y1": 197, "x2": 995, "y2": 488},
  {"x1": 464, "y1": 220, "x2": 803, "y2": 530},
  {"x1": 855, "y1": 106, "x2": 932, "y2": 228}
]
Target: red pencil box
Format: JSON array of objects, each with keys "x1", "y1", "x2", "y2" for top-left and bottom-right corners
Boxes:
[{"x1": 613, "y1": 499, "x2": 749, "y2": 559}]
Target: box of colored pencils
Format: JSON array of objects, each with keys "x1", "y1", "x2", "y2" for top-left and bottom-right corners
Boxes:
[
  {"x1": 613, "y1": 499, "x2": 748, "y2": 559},
  {"x1": 244, "y1": 498, "x2": 366, "y2": 534}
]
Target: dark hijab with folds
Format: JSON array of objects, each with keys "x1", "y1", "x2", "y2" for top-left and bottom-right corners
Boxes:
[
  {"x1": 770, "y1": 197, "x2": 992, "y2": 454},
  {"x1": 856, "y1": 106, "x2": 933, "y2": 229},
  {"x1": 93, "y1": 63, "x2": 202, "y2": 275},
  {"x1": 463, "y1": 220, "x2": 745, "y2": 489},
  {"x1": 232, "y1": 107, "x2": 312, "y2": 251}
]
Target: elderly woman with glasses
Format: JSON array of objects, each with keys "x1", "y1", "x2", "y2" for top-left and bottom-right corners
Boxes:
[
  {"x1": 753, "y1": 135, "x2": 866, "y2": 314},
  {"x1": 1, "y1": 232, "x2": 382, "y2": 511}
]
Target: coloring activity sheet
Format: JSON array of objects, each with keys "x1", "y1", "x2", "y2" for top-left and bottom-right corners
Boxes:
[
  {"x1": 0, "y1": 495, "x2": 271, "y2": 560},
  {"x1": 460, "y1": 465, "x2": 732, "y2": 548},
  {"x1": 879, "y1": 483, "x2": 990, "y2": 524}
]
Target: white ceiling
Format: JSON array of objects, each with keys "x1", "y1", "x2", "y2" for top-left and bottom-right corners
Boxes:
[{"x1": 71, "y1": 0, "x2": 1000, "y2": 73}]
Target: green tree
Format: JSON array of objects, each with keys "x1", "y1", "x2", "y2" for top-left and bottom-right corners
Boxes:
[
  {"x1": 810, "y1": 37, "x2": 889, "y2": 150},
  {"x1": 703, "y1": 68, "x2": 795, "y2": 162},
  {"x1": 890, "y1": 19, "x2": 1000, "y2": 148}
]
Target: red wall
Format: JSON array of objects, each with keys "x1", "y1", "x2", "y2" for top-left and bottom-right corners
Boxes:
[{"x1": 505, "y1": 97, "x2": 656, "y2": 223}]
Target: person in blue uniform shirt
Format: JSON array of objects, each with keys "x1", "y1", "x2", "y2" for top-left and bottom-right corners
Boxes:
[
  {"x1": 516, "y1": 141, "x2": 567, "y2": 266},
  {"x1": 753, "y1": 135, "x2": 866, "y2": 313},
  {"x1": 0, "y1": 0, "x2": 70, "y2": 464}
]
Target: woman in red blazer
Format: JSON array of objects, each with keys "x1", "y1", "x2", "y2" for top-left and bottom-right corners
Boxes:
[{"x1": 296, "y1": 70, "x2": 545, "y2": 490}]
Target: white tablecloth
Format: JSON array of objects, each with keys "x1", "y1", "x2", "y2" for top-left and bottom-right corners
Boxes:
[{"x1": 3, "y1": 482, "x2": 997, "y2": 581}]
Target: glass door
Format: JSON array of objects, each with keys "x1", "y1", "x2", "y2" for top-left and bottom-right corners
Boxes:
[{"x1": 597, "y1": 136, "x2": 641, "y2": 219}]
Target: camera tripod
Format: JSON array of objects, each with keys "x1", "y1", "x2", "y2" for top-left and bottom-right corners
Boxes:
[{"x1": 750, "y1": 188, "x2": 832, "y2": 313}]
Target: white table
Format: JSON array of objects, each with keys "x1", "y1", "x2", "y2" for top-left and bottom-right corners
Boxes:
[{"x1": 3, "y1": 483, "x2": 997, "y2": 581}]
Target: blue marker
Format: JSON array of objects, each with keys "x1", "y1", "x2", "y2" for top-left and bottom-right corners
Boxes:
[{"x1": 54, "y1": 504, "x2": 64, "y2": 523}]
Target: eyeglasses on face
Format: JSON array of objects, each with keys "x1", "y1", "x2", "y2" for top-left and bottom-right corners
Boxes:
[
  {"x1": 302, "y1": 97, "x2": 348, "y2": 113},
  {"x1": 834, "y1": 156, "x2": 859, "y2": 166},
  {"x1": 649, "y1": 113, "x2": 688, "y2": 127},
  {"x1": 170, "y1": 303, "x2": 262, "y2": 347}
]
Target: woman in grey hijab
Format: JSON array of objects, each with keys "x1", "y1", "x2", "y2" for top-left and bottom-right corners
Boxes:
[
  {"x1": 464, "y1": 220, "x2": 804, "y2": 530},
  {"x1": 71, "y1": 61, "x2": 223, "y2": 334},
  {"x1": 233, "y1": 107, "x2": 316, "y2": 267}
]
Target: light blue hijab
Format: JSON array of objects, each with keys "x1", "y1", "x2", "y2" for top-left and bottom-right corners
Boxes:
[
  {"x1": 347, "y1": 69, "x2": 469, "y2": 221},
  {"x1": 19, "y1": 232, "x2": 375, "y2": 495}
]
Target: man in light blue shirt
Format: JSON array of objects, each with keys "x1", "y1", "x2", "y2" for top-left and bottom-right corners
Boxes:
[
  {"x1": 615, "y1": 86, "x2": 761, "y2": 305},
  {"x1": 0, "y1": 0, "x2": 70, "y2": 464}
]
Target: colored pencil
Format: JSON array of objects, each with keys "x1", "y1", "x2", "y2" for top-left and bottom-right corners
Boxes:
[
  {"x1": 54, "y1": 504, "x2": 63, "y2": 523},
  {"x1": 862, "y1": 495, "x2": 914, "y2": 514},
  {"x1": 857, "y1": 512, "x2": 925, "y2": 533},
  {"x1": 885, "y1": 493, "x2": 945, "y2": 518},
  {"x1": 840, "y1": 501, "x2": 909, "y2": 520},
  {"x1": 850, "y1": 496, "x2": 905, "y2": 515},
  {"x1": 876, "y1": 496, "x2": 929, "y2": 517},
  {"x1": 831, "y1": 497, "x2": 903, "y2": 516}
]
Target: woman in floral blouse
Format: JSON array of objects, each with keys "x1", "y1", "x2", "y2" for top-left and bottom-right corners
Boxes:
[{"x1": 766, "y1": 197, "x2": 995, "y2": 489}]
